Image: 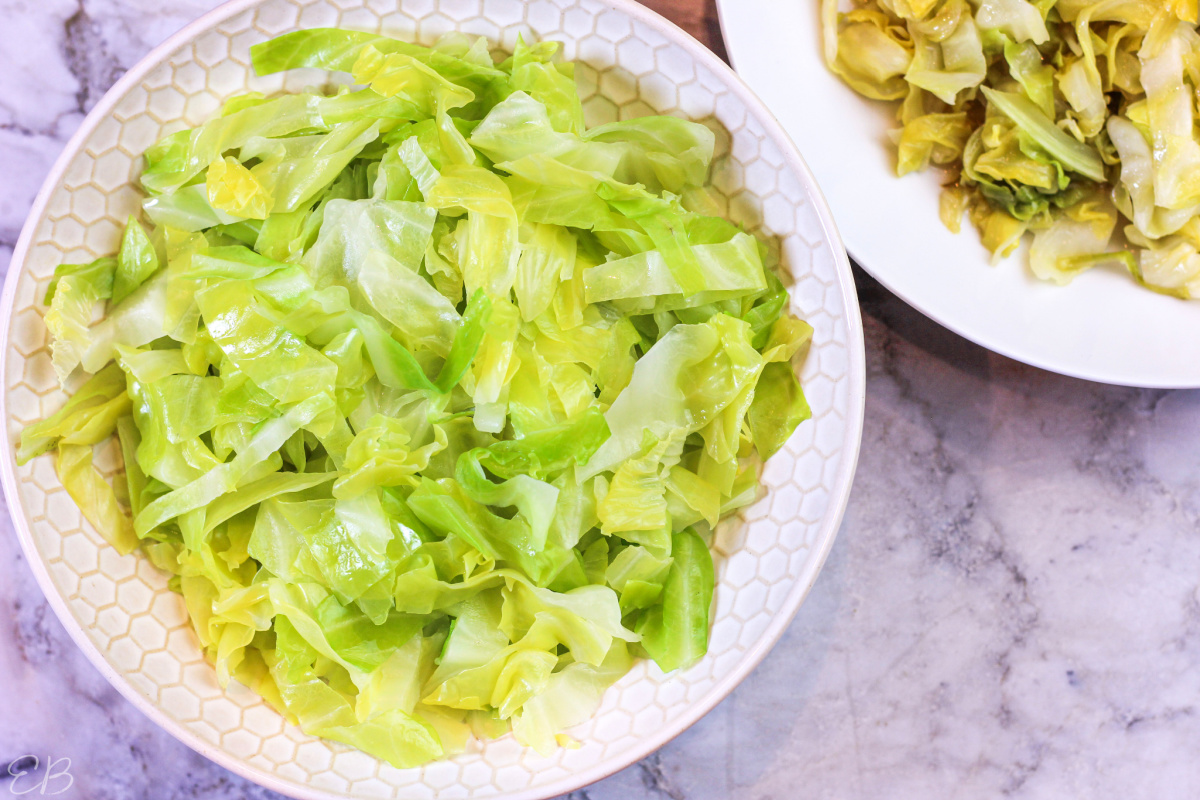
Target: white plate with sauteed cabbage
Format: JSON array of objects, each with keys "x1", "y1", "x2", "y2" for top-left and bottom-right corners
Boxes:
[{"x1": 719, "y1": 0, "x2": 1200, "y2": 387}]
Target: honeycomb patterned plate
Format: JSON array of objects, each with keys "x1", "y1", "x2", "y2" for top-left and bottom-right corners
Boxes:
[{"x1": 0, "y1": 1, "x2": 865, "y2": 797}]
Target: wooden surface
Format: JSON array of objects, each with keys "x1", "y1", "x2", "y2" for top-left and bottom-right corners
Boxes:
[{"x1": 637, "y1": 0, "x2": 730, "y2": 62}]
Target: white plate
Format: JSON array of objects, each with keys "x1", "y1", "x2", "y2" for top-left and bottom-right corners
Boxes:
[
  {"x1": 717, "y1": 0, "x2": 1200, "y2": 388},
  {"x1": 1, "y1": 0, "x2": 865, "y2": 798}
]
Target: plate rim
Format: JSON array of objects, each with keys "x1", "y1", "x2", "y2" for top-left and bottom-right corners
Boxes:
[{"x1": 0, "y1": 1, "x2": 867, "y2": 797}]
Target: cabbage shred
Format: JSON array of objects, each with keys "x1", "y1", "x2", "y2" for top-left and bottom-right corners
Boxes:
[
  {"x1": 823, "y1": 0, "x2": 1200, "y2": 296},
  {"x1": 21, "y1": 29, "x2": 813, "y2": 766}
]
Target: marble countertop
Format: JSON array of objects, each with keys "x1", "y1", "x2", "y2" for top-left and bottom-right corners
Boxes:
[{"x1": 3, "y1": 1, "x2": 1200, "y2": 798}]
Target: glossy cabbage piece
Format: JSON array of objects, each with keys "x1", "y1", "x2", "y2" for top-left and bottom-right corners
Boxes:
[{"x1": 25, "y1": 28, "x2": 813, "y2": 767}]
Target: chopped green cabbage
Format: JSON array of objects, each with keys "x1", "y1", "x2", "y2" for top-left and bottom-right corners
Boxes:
[
  {"x1": 22, "y1": 28, "x2": 813, "y2": 767},
  {"x1": 823, "y1": 0, "x2": 1200, "y2": 296}
]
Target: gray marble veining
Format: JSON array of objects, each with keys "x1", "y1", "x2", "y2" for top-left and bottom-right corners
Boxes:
[{"x1": 4, "y1": 1, "x2": 1200, "y2": 798}]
